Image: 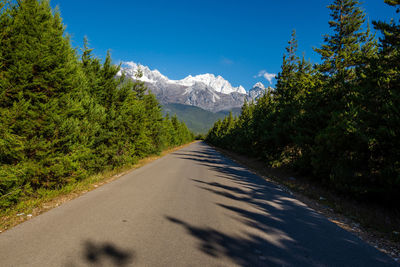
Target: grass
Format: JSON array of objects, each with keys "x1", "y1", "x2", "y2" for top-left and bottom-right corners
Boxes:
[{"x1": 0, "y1": 141, "x2": 197, "y2": 233}]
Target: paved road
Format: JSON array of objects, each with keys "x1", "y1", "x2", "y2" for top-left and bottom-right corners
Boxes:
[{"x1": 0, "y1": 142, "x2": 397, "y2": 266}]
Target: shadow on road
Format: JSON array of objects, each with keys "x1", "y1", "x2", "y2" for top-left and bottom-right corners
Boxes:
[
  {"x1": 165, "y1": 215, "x2": 284, "y2": 266},
  {"x1": 83, "y1": 240, "x2": 134, "y2": 266},
  {"x1": 168, "y1": 142, "x2": 395, "y2": 266}
]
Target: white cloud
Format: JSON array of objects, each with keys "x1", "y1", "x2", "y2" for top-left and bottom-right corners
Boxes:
[{"x1": 254, "y1": 70, "x2": 276, "y2": 84}]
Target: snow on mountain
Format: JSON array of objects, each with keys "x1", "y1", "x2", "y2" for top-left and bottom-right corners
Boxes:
[
  {"x1": 120, "y1": 61, "x2": 246, "y2": 95},
  {"x1": 175, "y1": 74, "x2": 246, "y2": 94},
  {"x1": 118, "y1": 62, "x2": 169, "y2": 84},
  {"x1": 119, "y1": 61, "x2": 267, "y2": 112},
  {"x1": 253, "y1": 82, "x2": 265, "y2": 90},
  {"x1": 248, "y1": 82, "x2": 268, "y2": 100}
]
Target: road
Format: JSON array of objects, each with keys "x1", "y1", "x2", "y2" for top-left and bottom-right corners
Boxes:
[{"x1": 0, "y1": 141, "x2": 397, "y2": 266}]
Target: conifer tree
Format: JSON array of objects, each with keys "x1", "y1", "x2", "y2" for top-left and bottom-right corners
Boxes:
[
  {"x1": 274, "y1": 30, "x2": 299, "y2": 102},
  {"x1": 0, "y1": 0, "x2": 194, "y2": 209},
  {"x1": 0, "y1": 0, "x2": 90, "y2": 202},
  {"x1": 270, "y1": 31, "x2": 316, "y2": 163},
  {"x1": 357, "y1": 0, "x2": 400, "y2": 200},
  {"x1": 314, "y1": 0, "x2": 368, "y2": 83},
  {"x1": 373, "y1": 0, "x2": 400, "y2": 86},
  {"x1": 273, "y1": 31, "x2": 299, "y2": 151},
  {"x1": 310, "y1": 0, "x2": 374, "y2": 184},
  {"x1": 132, "y1": 66, "x2": 147, "y2": 99},
  {"x1": 373, "y1": 0, "x2": 400, "y2": 62},
  {"x1": 233, "y1": 99, "x2": 254, "y2": 153},
  {"x1": 250, "y1": 88, "x2": 277, "y2": 160},
  {"x1": 206, "y1": 0, "x2": 398, "y2": 204}
]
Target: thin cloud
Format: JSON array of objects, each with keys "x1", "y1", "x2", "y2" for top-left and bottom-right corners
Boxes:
[
  {"x1": 254, "y1": 70, "x2": 276, "y2": 84},
  {"x1": 220, "y1": 57, "x2": 234, "y2": 65}
]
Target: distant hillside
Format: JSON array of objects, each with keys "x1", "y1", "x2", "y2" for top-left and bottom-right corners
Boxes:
[{"x1": 162, "y1": 103, "x2": 241, "y2": 134}]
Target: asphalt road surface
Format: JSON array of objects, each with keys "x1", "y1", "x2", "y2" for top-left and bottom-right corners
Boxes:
[{"x1": 0, "y1": 142, "x2": 397, "y2": 266}]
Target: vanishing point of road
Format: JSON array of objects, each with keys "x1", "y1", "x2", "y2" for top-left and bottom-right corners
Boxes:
[{"x1": 0, "y1": 142, "x2": 397, "y2": 266}]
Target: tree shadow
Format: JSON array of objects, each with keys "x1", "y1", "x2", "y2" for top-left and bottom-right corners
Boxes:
[
  {"x1": 83, "y1": 240, "x2": 134, "y2": 266},
  {"x1": 166, "y1": 142, "x2": 396, "y2": 266},
  {"x1": 165, "y1": 215, "x2": 294, "y2": 266}
]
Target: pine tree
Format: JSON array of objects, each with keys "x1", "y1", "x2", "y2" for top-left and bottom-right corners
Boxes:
[
  {"x1": 314, "y1": 0, "x2": 368, "y2": 83},
  {"x1": 373, "y1": 0, "x2": 400, "y2": 80},
  {"x1": 234, "y1": 99, "x2": 254, "y2": 153},
  {"x1": 205, "y1": 0, "x2": 398, "y2": 204},
  {"x1": 251, "y1": 88, "x2": 277, "y2": 160},
  {"x1": 0, "y1": 0, "x2": 194, "y2": 209},
  {"x1": 310, "y1": 0, "x2": 375, "y2": 185},
  {"x1": 273, "y1": 31, "x2": 300, "y2": 151},
  {"x1": 274, "y1": 30, "x2": 299, "y2": 102},
  {"x1": 357, "y1": 0, "x2": 400, "y2": 200},
  {"x1": 0, "y1": 0, "x2": 90, "y2": 204},
  {"x1": 269, "y1": 31, "x2": 317, "y2": 163},
  {"x1": 373, "y1": 0, "x2": 400, "y2": 58}
]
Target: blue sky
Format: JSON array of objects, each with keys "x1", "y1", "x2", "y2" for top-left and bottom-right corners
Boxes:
[{"x1": 51, "y1": 0, "x2": 394, "y2": 90}]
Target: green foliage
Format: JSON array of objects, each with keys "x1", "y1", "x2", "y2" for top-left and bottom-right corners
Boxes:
[
  {"x1": 207, "y1": 0, "x2": 400, "y2": 205},
  {"x1": 162, "y1": 103, "x2": 241, "y2": 134},
  {"x1": 314, "y1": 0, "x2": 372, "y2": 80},
  {"x1": 0, "y1": 0, "x2": 193, "y2": 209}
]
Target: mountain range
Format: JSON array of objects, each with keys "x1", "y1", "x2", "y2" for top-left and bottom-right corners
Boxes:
[{"x1": 118, "y1": 62, "x2": 268, "y2": 112}]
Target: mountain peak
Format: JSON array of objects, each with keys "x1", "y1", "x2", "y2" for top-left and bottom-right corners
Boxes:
[
  {"x1": 118, "y1": 61, "x2": 269, "y2": 112},
  {"x1": 247, "y1": 82, "x2": 266, "y2": 100},
  {"x1": 120, "y1": 61, "x2": 246, "y2": 95},
  {"x1": 119, "y1": 61, "x2": 169, "y2": 83},
  {"x1": 253, "y1": 82, "x2": 265, "y2": 89}
]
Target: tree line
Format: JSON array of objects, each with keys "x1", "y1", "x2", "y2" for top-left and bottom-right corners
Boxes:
[
  {"x1": 207, "y1": 0, "x2": 400, "y2": 204},
  {"x1": 0, "y1": 0, "x2": 193, "y2": 208}
]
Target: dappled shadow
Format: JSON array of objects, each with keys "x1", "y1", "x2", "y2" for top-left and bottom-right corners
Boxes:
[
  {"x1": 165, "y1": 215, "x2": 296, "y2": 266},
  {"x1": 167, "y1": 141, "x2": 396, "y2": 266},
  {"x1": 83, "y1": 240, "x2": 134, "y2": 266}
]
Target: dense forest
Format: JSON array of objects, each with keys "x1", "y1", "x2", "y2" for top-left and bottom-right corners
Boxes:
[
  {"x1": 0, "y1": 0, "x2": 193, "y2": 208},
  {"x1": 207, "y1": 0, "x2": 400, "y2": 204},
  {"x1": 162, "y1": 103, "x2": 241, "y2": 134}
]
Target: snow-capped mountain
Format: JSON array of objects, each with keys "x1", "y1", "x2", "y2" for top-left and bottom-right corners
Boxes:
[
  {"x1": 177, "y1": 74, "x2": 246, "y2": 94},
  {"x1": 119, "y1": 62, "x2": 246, "y2": 95},
  {"x1": 119, "y1": 61, "x2": 267, "y2": 112},
  {"x1": 118, "y1": 62, "x2": 169, "y2": 84},
  {"x1": 248, "y1": 82, "x2": 266, "y2": 100}
]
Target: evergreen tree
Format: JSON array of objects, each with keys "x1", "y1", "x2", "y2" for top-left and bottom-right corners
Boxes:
[
  {"x1": 274, "y1": 30, "x2": 299, "y2": 102},
  {"x1": 314, "y1": 0, "x2": 369, "y2": 83},
  {"x1": 356, "y1": 0, "x2": 400, "y2": 200},
  {"x1": 233, "y1": 99, "x2": 254, "y2": 154},
  {"x1": 0, "y1": 0, "x2": 194, "y2": 208},
  {"x1": 0, "y1": 0, "x2": 91, "y2": 203},
  {"x1": 373, "y1": 0, "x2": 400, "y2": 65},
  {"x1": 250, "y1": 88, "x2": 277, "y2": 160},
  {"x1": 206, "y1": 0, "x2": 398, "y2": 204},
  {"x1": 273, "y1": 30, "x2": 300, "y2": 158},
  {"x1": 310, "y1": 0, "x2": 378, "y2": 188}
]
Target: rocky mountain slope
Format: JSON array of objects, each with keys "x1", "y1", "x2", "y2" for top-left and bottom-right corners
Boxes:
[{"x1": 119, "y1": 62, "x2": 268, "y2": 112}]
